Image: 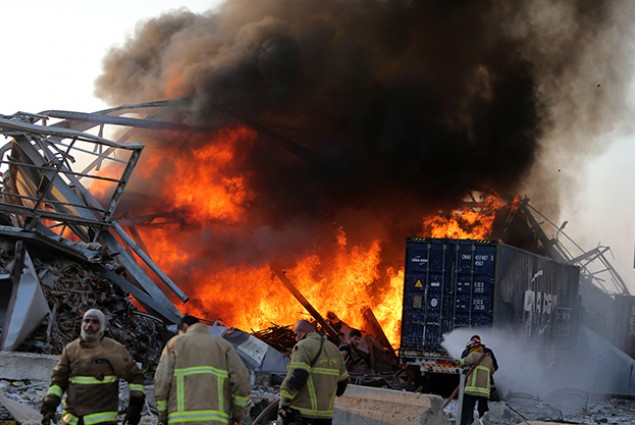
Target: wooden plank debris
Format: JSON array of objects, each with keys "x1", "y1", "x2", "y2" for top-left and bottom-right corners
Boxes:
[{"x1": 270, "y1": 264, "x2": 341, "y2": 345}]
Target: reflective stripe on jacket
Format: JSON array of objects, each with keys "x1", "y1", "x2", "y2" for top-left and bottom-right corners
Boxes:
[
  {"x1": 459, "y1": 349, "x2": 494, "y2": 398},
  {"x1": 280, "y1": 332, "x2": 349, "y2": 419},
  {"x1": 153, "y1": 323, "x2": 251, "y2": 425},
  {"x1": 46, "y1": 336, "x2": 145, "y2": 425}
]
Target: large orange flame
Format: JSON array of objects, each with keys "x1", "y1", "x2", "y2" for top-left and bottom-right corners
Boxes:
[
  {"x1": 123, "y1": 125, "x2": 407, "y2": 345},
  {"x1": 421, "y1": 194, "x2": 510, "y2": 239},
  {"x1": 89, "y1": 125, "x2": 515, "y2": 348},
  {"x1": 138, "y1": 221, "x2": 403, "y2": 345}
]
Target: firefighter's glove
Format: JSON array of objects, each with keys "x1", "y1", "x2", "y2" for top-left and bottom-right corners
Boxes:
[
  {"x1": 279, "y1": 406, "x2": 298, "y2": 425},
  {"x1": 453, "y1": 360, "x2": 461, "y2": 366},
  {"x1": 40, "y1": 395, "x2": 60, "y2": 425},
  {"x1": 124, "y1": 396, "x2": 144, "y2": 425}
]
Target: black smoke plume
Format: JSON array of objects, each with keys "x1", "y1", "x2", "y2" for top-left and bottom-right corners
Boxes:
[{"x1": 94, "y1": 0, "x2": 631, "y2": 295}]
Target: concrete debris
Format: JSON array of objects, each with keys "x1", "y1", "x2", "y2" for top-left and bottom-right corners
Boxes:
[
  {"x1": 333, "y1": 385, "x2": 446, "y2": 425},
  {"x1": 443, "y1": 398, "x2": 635, "y2": 425},
  {"x1": 0, "y1": 352, "x2": 59, "y2": 381},
  {"x1": 0, "y1": 389, "x2": 41, "y2": 423},
  {"x1": 503, "y1": 393, "x2": 565, "y2": 422}
]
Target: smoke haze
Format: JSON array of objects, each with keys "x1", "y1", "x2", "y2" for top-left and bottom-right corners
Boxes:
[{"x1": 444, "y1": 326, "x2": 635, "y2": 402}]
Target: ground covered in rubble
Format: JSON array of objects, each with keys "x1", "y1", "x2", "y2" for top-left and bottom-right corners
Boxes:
[
  {"x1": 0, "y1": 378, "x2": 279, "y2": 425},
  {"x1": 3, "y1": 376, "x2": 635, "y2": 425},
  {"x1": 443, "y1": 391, "x2": 635, "y2": 425}
]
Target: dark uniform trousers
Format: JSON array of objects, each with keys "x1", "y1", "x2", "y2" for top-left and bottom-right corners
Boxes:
[
  {"x1": 461, "y1": 394, "x2": 488, "y2": 425},
  {"x1": 286, "y1": 409, "x2": 332, "y2": 425}
]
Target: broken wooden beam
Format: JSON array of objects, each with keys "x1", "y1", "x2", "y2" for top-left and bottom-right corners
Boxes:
[
  {"x1": 269, "y1": 264, "x2": 341, "y2": 345},
  {"x1": 361, "y1": 306, "x2": 395, "y2": 353}
]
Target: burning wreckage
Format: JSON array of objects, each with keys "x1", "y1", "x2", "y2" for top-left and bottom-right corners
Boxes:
[
  {"x1": 1, "y1": 104, "x2": 635, "y2": 424},
  {"x1": 0, "y1": 105, "x2": 397, "y2": 380},
  {"x1": 0, "y1": 107, "x2": 249, "y2": 365}
]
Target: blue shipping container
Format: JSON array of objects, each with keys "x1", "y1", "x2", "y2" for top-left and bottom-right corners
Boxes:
[{"x1": 400, "y1": 238, "x2": 580, "y2": 359}]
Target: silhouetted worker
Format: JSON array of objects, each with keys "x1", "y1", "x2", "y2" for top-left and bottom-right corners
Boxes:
[
  {"x1": 279, "y1": 320, "x2": 348, "y2": 424},
  {"x1": 339, "y1": 329, "x2": 372, "y2": 374}
]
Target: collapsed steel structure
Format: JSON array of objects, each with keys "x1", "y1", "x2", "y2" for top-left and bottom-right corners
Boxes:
[{"x1": 0, "y1": 102, "x2": 196, "y2": 349}]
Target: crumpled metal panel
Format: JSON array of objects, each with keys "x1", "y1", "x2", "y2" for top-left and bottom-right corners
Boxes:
[
  {"x1": 208, "y1": 324, "x2": 289, "y2": 374},
  {"x1": 0, "y1": 246, "x2": 50, "y2": 351},
  {"x1": 0, "y1": 111, "x2": 187, "y2": 325}
]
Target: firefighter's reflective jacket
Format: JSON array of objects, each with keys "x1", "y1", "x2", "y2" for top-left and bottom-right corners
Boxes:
[
  {"x1": 45, "y1": 336, "x2": 145, "y2": 425},
  {"x1": 280, "y1": 332, "x2": 349, "y2": 420},
  {"x1": 458, "y1": 348, "x2": 494, "y2": 398},
  {"x1": 153, "y1": 323, "x2": 251, "y2": 425}
]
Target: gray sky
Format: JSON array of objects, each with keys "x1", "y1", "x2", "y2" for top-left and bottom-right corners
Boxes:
[{"x1": 559, "y1": 137, "x2": 635, "y2": 291}]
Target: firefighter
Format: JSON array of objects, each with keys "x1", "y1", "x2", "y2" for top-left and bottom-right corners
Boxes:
[
  {"x1": 40, "y1": 308, "x2": 145, "y2": 425},
  {"x1": 460, "y1": 335, "x2": 499, "y2": 373},
  {"x1": 279, "y1": 320, "x2": 349, "y2": 425},
  {"x1": 154, "y1": 316, "x2": 251, "y2": 425},
  {"x1": 460, "y1": 334, "x2": 499, "y2": 408},
  {"x1": 455, "y1": 336, "x2": 495, "y2": 425}
]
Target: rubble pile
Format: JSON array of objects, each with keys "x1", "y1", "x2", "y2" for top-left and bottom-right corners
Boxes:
[
  {"x1": 0, "y1": 237, "x2": 168, "y2": 379},
  {"x1": 251, "y1": 323, "x2": 296, "y2": 356}
]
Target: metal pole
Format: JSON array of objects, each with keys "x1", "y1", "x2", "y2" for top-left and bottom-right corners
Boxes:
[{"x1": 457, "y1": 371, "x2": 466, "y2": 425}]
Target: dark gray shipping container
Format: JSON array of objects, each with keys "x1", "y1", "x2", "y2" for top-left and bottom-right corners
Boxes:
[
  {"x1": 612, "y1": 295, "x2": 635, "y2": 359},
  {"x1": 399, "y1": 238, "x2": 580, "y2": 362}
]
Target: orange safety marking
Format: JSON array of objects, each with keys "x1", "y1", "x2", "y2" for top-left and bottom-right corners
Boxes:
[{"x1": 419, "y1": 364, "x2": 462, "y2": 374}]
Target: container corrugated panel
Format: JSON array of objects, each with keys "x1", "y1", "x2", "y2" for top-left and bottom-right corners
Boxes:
[
  {"x1": 400, "y1": 238, "x2": 580, "y2": 358},
  {"x1": 612, "y1": 295, "x2": 635, "y2": 359},
  {"x1": 400, "y1": 238, "x2": 496, "y2": 355},
  {"x1": 493, "y1": 244, "x2": 580, "y2": 349}
]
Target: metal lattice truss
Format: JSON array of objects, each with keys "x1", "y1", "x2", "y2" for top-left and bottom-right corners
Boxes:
[
  {"x1": 453, "y1": 190, "x2": 630, "y2": 296},
  {"x1": 0, "y1": 102, "x2": 194, "y2": 323},
  {"x1": 519, "y1": 200, "x2": 631, "y2": 296}
]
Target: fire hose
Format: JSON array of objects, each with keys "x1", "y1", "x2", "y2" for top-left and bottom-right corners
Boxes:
[
  {"x1": 442, "y1": 353, "x2": 532, "y2": 425},
  {"x1": 442, "y1": 351, "x2": 488, "y2": 409},
  {"x1": 251, "y1": 398, "x2": 280, "y2": 425}
]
